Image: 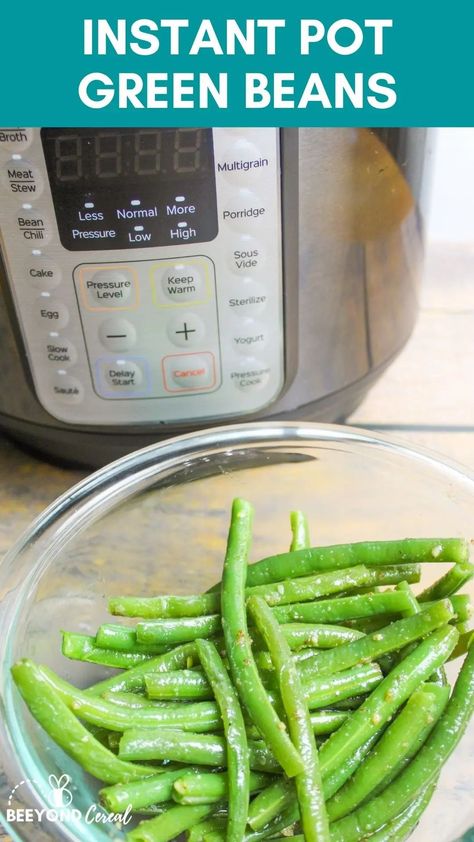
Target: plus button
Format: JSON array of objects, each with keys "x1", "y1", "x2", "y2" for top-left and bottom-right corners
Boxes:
[{"x1": 175, "y1": 322, "x2": 196, "y2": 341}]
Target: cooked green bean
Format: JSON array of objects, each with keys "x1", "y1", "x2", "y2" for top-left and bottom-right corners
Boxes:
[
  {"x1": 248, "y1": 595, "x2": 330, "y2": 842},
  {"x1": 221, "y1": 498, "x2": 303, "y2": 778},
  {"x1": 330, "y1": 643, "x2": 474, "y2": 842},
  {"x1": 100, "y1": 768, "x2": 199, "y2": 812},
  {"x1": 39, "y1": 664, "x2": 222, "y2": 732},
  {"x1": 273, "y1": 590, "x2": 411, "y2": 624},
  {"x1": 172, "y1": 771, "x2": 270, "y2": 805},
  {"x1": 196, "y1": 639, "x2": 249, "y2": 841},
  {"x1": 318, "y1": 625, "x2": 458, "y2": 779},
  {"x1": 119, "y1": 728, "x2": 280, "y2": 773},
  {"x1": 243, "y1": 538, "x2": 468, "y2": 587},
  {"x1": 417, "y1": 562, "x2": 474, "y2": 603},
  {"x1": 109, "y1": 593, "x2": 221, "y2": 620},
  {"x1": 86, "y1": 642, "x2": 199, "y2": 696},
  {"x1": 11, "y1": 660, "x2": 155, "y2": 784},
  {"x1": 326, "y1": 683, "x2": 449, "y2": 821},
  {"x1": 188, "y1": 817, "x2": 227, "y2": 842},
  {"x1": 299, "y1": 599, "x2": 454, "y2": 678},
  {"x1": 102, "y1": 691, "x2": 164, "y2": 709},
  {"x1": 449, "y1": 630, "x2": 474, "y2": 661},
  {"x1": 95, "y1": 623, "x2": 168, "y2": 653},
  {"x1": 281, "y1": 623, "x2": 365, "y2": 649},
  {"x1": 127, "y1": 803, "x2": 215, "y2": 842},
  {"x1": 303, "y1": 663, "x2": 382, "y2": 708},
  {"x1": 449, "y1": 594, "x2": 473, "y2": 623},
  {"x1": 62, "y1": 632, "x2": 153, "y2": 668},
  {"x1": 145, "y1": 670, "x2": 211, "y2": 700},
  {"x1": 137, "y1": 616, "x2": 222, "y2": 647},
  {"x1": 290, "y1": 510, "x2": 311, "y2": 551},
  {"x1": 363, "y1": 783, "x2": 435, "y2": 841}
]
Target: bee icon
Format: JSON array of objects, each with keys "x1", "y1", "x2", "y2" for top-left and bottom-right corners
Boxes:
[{"x1": 48, "y1": 774, "x2": 73, "y2": 808}]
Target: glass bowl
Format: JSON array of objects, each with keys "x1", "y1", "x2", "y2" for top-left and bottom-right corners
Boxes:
[{"x1": 0, "y1": 421, "x2": 473, "y2": 842}]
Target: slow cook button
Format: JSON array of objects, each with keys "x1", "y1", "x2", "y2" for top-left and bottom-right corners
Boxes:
[
  {"x1": 28, "y1": 256, "x2": 62, "y2": 290},
  {"x1": 230, "y1": 358, "x2": 271, "y2": 392},
  {"x1": 52, "y1": 373, "x2": 84, "y2": 404},
  {"x1": 162, "y1": 353, "x2": 216, "y2": 392},
  {"x1": 227, "y1": 278, "x2": 268, "y2": 316},
  {"x1": 45, "y1": 338, "x2": 77, "y2": 367},
  {"x1": 16, "y1": 208, "x2": 51, "y2": 243},
  {"x1": 232, "y1": 318, "x2": 267, "y2": 351},
  {"x1": 0, "y1": 128, "x2": 34, "y2": 152},
  {"x1": 227, "y1": 233, "x2": 266, "y2": 274},
  {"x1": 36, "y1": 297, "x2": 69, "y2": 329},
  {"x1": 217, "y1": 138, "x2": 270, "y2": 182},
  {"x1": 2, "y1": 158, "x2": 43, "y2": 197},
  {"x1": 99, "y1": 318, "x2": 137, "y2": 351},
  {"x1": 221, "y1": 190, "x2": 267, "y2": 231}
]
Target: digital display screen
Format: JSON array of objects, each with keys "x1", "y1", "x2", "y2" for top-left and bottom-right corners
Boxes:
[{"x1": 41, "y1": 128, "x2": 218, "y2": 251}]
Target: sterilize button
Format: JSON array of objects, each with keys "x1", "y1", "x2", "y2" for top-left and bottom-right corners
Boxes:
[
  {"x1": 162, "y1": 352, "x2": 216, "y2": 392},
  {"x1": 99, "y1": 318, "x2": 137, "y2": 351},
  {"x1": 45, "y1": 337, "x2": 77, "y2": 367},
  {"x1": 16, "y1": 208, "x2": 50, "y2": 243},
  {"x1": 52, "y1": 373, "x2": 84, "y2": 404},
  {"x1": 227, "y1": 278, "x2": 268, "y2": 316},
  {"x1": 2, "y1": 158, "x2": 43, "y2": 197},
  {"x1": 231, "y1": 317, "x2": 268, "y2": 352},
  {"x1": 159, "y1": 262, "x2": 206, "y2": 304},
  {"x1": 230, "y1": 357, "x2": 271, "y2": 392},
  {"x1": 221, "y1": 189, "x2": 267, "y2": 232},
  {"x1": 0, "y1": 127, "x2": 33, "y2": 152},
  {"x1": 27, "y1": 256, "x2": 62, "y2": 290},
  {"x1": 167, "y1": 312, "x2": 206, "y2": 348},
  {"x1": 36, "y1": 297, "x2": 69, "y2": 329}
]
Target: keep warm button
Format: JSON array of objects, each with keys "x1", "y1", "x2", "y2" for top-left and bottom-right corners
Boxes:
[{"x1": 162, "y1": 352, "x2": 217, "y2": 393}]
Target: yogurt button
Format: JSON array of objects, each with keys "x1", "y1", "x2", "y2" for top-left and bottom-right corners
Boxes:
[{"x1": 231, "y1": 317, "x2": 268, "y2": 352}]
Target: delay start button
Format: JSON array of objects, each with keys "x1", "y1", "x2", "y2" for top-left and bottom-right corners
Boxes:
[{"x1": 162, "y1": 352, "x2": 216, "y2": 392}]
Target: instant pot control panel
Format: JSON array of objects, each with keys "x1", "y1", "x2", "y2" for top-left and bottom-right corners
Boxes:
[{"x1": 0, "y1": 127, "x2": 285, "y2": 425}]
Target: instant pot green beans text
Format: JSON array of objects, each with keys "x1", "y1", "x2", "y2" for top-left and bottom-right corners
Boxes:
[{"x1": 11, "y1": 500, "x2": 474, "y2": 841}]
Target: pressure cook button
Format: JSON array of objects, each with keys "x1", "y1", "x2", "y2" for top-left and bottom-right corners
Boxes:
[
  {"x1": 217, "y1": 138, "x2": 270, "y2": 182},
  {"x1": 45, "y1": 338, "x2": 77, "y2": 367},
  {"x1": 36, "y1": 297, "x2": 69, "y2": 329},
  {"x1": 83, "y1": 268, "x2": 135, "y2": 309},
  {"x1": 227, "y1": 234, "x2": 267, "y2": 274},
  {"x1": 2, "y1": 158, "x2": 43, "y2": 197},
  {"x1": 52, "y1": 373, "x2": 84, "y2": 404},
  {"x1": 100, "y1": 358, "x2": 144, "y2": 391},
  {"x1": 231, "y1": 318, "x2": 268, "y2": 352},
  {"x1": 162, "y1": 352, "x2": 216, "y2": 392},
  {"x1": 16, "y1": 209, "x2": 51, "y2": 244},
  {"x1": 230, "y1": 358, "x2": 271, "y2": 392},
  {"x1": 0, "y1": 128, "x2": 33, "y2": 152},
  {"x1": 167, "y1": 312, "x2": 206, "y2": 348},
  {"x1": 227, "y1": 278, "x2": 268, "y2": 316},
  {"x1": 221, "y1": 190, "x2": 267, "y2": 231},
  {"x1": 157, "y1": 262, "x2": 207, "y2": 304},
  {"x1": 27, "y1": 256, "x2": 62, "y2": 290},
  {"x1": 99, "y1": 318, "x2": 137, "y2": 351}
]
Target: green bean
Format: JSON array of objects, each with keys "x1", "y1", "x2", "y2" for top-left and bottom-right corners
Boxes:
[
  {"x1": 281, "y1": 623, "x2": 365, "y2": 649},
  {"x1": 86, "y1": 642, "x2": 199, "y2": 696},
  {"x1": 172, "y1": 771, "x2": 270, "y2": 805},
  {"x1": 102, "y1": 691, "x2": 164, "y2": 709},
  {"x1": 100, "y1": 768, "x2": 200, "y2": 812},
  {"x1": 309, "y1": 710, "x2": 349, "y2": 734},
  {"x1": 303, "y1": 663, "x2": 382, "y2": 708},
  {"x1": 11, "y1": 659, "x2": 155, "y2": 784},
  {"x1": 330, "y1": 643, "x2": 474, "y2": 842},
  {"x1": 95, "y1": 623, "x2": 168, "y2": 653},
  {"x1": 109, "y1": 593, "x2": 221, "y2": 619},
  {"x1": 396, "y1": 580, "x2": 420, "y2": 617},
  {"x1": 417, "y1": 562, "x2": 474, "y2": 603},
  {"x1": 39, "y1": 664, "x2": 222, "y2": 732},
  {"x1": 127, "y1": 803, "x2": 215, "y2": 842},
  {"x1": 221, "y1": 498, "x2": 303, "y2": 778},
  {"x1": 243, "y1": 538, "x2": 468, "y2": 587},
  {"x1": 146, "y1": 670, "x2": 211, "y2": 700},
  {"x1": 449, "y1": 630, "x2": 474, "y2": 661},
  {"x1": 318, "y1": 625, "x2": 458, "y2": 779},
  {"x1": 248, "y1": 595, "x2": 330, "y2": 842},
  {"x1": 61, "y1": 632, "x2": 153, "y2": 668},
  {"x1": 273, "y1": 590, "x2": 411, "y2": 624},
  {"x1": 299, "y1": 599, "x2": 454, "y2": 678},
  {"x1": 290, "y1": 510, "x2": 311, "y2": 551},
  {"x1": 449, "y1": 594, "x2": 473, "y2": 623},
  {"x1": 188, "y1": 817, "x2": 227, "y2": 842},
  {"x1": 362, "y1": 783, "x2": 435, "y2": 841},
  {"x1": 326, "y1": 683, "x2": 449, "y2": 821},
  {"x1": 196, "y1": 639, "x2": 249, "y2": 842},
  {"x1": 118, "y1": 728, "x2": 280, "y2": 773},
  {"x1": 137, "y1": 616, "x2": 222, "y2": 647}
]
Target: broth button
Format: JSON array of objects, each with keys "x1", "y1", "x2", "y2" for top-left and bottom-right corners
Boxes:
[{"x1": 0, "y1": 128, "x2": 33, "y2": 151}]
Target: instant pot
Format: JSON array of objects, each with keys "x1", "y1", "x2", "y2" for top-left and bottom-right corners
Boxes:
[{"x1": 0, "y1": 127, "x2": 428, "y2": 466}]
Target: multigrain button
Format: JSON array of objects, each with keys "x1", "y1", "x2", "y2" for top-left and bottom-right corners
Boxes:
[
  {"x1": 227, "y1": 234, "x2": 266, "y2": 274},
  {"x1": 0, "y1": 127, "x2": 33, "y2": 151},
  {"x1": 27, "y1": 256, "x2": 62, "y2": 290},
  {"x1": 99, "y1": 318, "x2": 137, "y2": 351},
  {"x1": 36, "y1": 296, "x2": 69, "y2": 329},
  {"x1": 227, "y1": 278, "x2": 268, "y2": 316},
  {"x1": 162, "y1": 352, "x2": 216, "y2": 392},
  {"x1": 231, "y1": 317, "x2": 268, "y2": 352},
  {"x1": 221, "y1": 189, "x2": 266, "y2": 232},
  {"x1": 2, "y1": 158, "x2": 43, "y2": 197},
  {"x1": 230, "y1": 357, "x2": 271, "y2": 392},
  {"x1": 16, "y1": 209, "x2": 51, "y2": 243},
  {"x1": 45, "y1": 338, "x2": 77, "y2": 367},
  {"x1": 217, "y1": 138, "x2": 270, "y2": 182},
  {"x1": 52, "y1": 373, "x2": 84, "y2": 404},
  {"x1": 167, "y1": 312, "x2": 206, "y2": 348}
]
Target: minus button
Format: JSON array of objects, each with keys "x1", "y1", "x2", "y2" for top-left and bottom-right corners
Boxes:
[{"x1": 99, "y1": 318, "x2": 137, "y2": 352}]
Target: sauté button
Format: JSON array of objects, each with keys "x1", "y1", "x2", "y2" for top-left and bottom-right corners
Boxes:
[
  {"x1": 27, "y1": 256, "x2": 62, "y2": 290},
  {"x1": 45, "y1": 337, "x2": 77, "y2": 367},
  {"x1": 99, "y1": 318, "x2": 137, "y2": 352},
  {"x1": 167, "y1": 313, "x2": 206, "y2": 348},
  {"x1": 162, "y1": 352, "x2": 216, "y2": 392},
  {"x1": 52, "y1": 373, "x2": 84, "y2": 404},
  {"x1": 36, "y1": 296, "x2": 69, "y2": 329}
]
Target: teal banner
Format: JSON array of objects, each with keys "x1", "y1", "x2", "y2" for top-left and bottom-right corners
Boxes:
[{"x1": 0, "y1": 1, "x2": 472, "y2": 126}]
